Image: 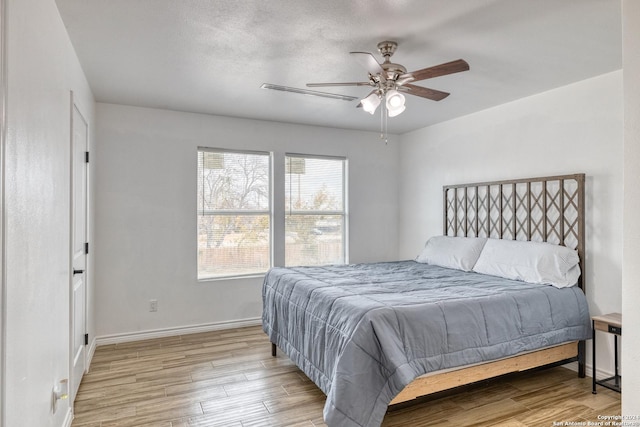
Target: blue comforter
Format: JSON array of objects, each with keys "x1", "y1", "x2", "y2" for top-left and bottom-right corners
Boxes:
[{"x1": 261, "y1": 261, "x2": 591, "y2": 427}]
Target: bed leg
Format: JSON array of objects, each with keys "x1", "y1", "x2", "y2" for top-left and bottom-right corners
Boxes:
[
  {"x1": 578, "y1": 340, "x2": 586, "y2": 378},
  {"x1": 271, "y1": 342, "x2": 277, "y2": 357}
]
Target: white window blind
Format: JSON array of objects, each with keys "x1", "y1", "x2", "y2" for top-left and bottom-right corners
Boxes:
[
  {"x1": 285, "y1": 155, "x2": 346, "y2": 267},
  {"x1": 197, "y1": 148, "x2": 271, "y2": 279}
]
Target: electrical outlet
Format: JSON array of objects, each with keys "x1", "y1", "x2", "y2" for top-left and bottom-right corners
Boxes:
[{"x1": 149, "y1": 299, "x2": 158, "y2": 312}]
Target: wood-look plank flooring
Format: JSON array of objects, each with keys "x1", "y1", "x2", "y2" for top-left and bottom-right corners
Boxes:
[{"x1": 72, "y1": 326, "x2": 620, "y2": 426}]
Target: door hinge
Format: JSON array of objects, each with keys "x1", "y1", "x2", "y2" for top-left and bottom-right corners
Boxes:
[
  {"x1": 84, "y1": 333, "x2": 89, "y2": 346},
  {"x1": 85, "y1": 242, "x2": 89, "y2": 254},
  {"x1": 85, "y1": 151, "x2": 90, "y2": 163}
]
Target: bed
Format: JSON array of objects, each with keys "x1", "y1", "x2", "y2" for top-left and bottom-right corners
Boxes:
[{"x1": 262, "y1": 174, "x2": 590, "y2": 427}]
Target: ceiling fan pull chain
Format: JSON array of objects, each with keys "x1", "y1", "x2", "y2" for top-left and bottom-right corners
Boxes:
[
  {"x1": 384, "y1": 106, "x2": 389, "y2": 144},
  {"x1": 380, "y1": 103, "x2": 383, "y2": 140},
  {"x1": 380, "y1": 102, "x2": 384, "y2": 141},
  {"x1": 380, "y1": 103, "x2": 388, "y2": 144}
]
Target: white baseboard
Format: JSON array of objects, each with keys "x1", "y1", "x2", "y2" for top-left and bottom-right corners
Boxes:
[
  {"x1": 563, "y1": 360, "x2": 616, "y2": 380},
  {"x1": 86, "y1": 336, "x2": 97, "y2": 370},
  {"x1": 95, "y1": 317, "x2": 262, "y2": 346},
  {"x1": 563, "y1": 360, "x2": 582, "y2": 374}
]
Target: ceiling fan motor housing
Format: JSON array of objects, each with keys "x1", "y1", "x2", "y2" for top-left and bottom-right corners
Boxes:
[
  {"x1": 377, "y1": 41, "x2": 407, "y2": 82},
  {"x1": 377, "y1": 41, "x2": 398, "y2": 58}
]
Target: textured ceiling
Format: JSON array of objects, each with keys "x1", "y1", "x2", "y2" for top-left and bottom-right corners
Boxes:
[{"x1": 55, "y1": 0, "x2": 622, "y2": 134}]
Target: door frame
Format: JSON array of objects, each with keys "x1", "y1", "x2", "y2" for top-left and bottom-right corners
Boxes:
[
  {"x1": 69, "y1": 91, "x2": 89, "y2": 405},
  {"x1": 1, "y1": 0, "x2": 8, "y2": 424}
]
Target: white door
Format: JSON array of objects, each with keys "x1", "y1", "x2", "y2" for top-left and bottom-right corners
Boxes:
[{"x1": 70, "y1": 96, "x2": 88, "y2": 402}]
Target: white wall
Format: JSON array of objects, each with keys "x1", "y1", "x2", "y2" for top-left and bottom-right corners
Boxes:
[
  {"x1": 4, "y1": 0, "x2": 95, "y2": 425},
  {"x1": 622, "y1": 0, "x2": 640, "y2": 414},
  {"x1": 0, "y1": 0, "x2": 6, "y2": 421},
  {"x1": 94, "y1": 103, "x2": 399, "y2": 338},
  {"x1": 398, "y1": 71, "x2": 623, "y2": 375}
]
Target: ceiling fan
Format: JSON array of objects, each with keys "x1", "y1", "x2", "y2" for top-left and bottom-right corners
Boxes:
[{"x1": 307, "y1": 41, "x2": 469, "y2": 117}]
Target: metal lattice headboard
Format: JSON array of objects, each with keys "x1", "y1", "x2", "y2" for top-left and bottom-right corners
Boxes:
[{"x1": 443, "y1": 174, "x2": 585, "y2": 291}]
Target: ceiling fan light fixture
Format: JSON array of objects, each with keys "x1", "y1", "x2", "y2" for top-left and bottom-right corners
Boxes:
[
  {"x1": 386, "y1": 89, "x2": 406, "y2": 117},
  {"x1": 387, "y1": 104, "x2": 406, "y2": 117},
  {"x1": 361, "y1": 92, "x2": 381, "y2": 115},
  {"x1": 385, "y1": 89, "x2": 405, "y2": 109}
]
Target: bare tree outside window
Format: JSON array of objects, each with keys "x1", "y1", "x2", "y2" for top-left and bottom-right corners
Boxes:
[
  {"x1": 197, "y1": 149, "x2": 270, "y2": 279},
  {"x1": 285, "y1": 155, "x2": 346, "y2": 267}
]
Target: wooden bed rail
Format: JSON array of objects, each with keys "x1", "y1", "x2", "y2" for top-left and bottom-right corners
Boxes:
[{"x1": 390, "y1": 342, "x2": 579, "y2": 405}]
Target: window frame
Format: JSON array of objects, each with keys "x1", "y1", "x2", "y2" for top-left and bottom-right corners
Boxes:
[
  {"x1": 284, "y1": 153, "x2": 349, "y2": 267},
  {"x1": 196, "y1": 147, "x2": 273, "y2": 281}
]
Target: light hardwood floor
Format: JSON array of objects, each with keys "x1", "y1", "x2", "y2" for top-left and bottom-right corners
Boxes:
[{"x1": 72, "y1": 326, "x2": 620, "y2": 427}]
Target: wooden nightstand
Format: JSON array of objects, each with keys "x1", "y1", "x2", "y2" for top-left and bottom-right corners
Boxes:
[{"x1": 592, "y1": 312, "x2": 621, "y2": 394}]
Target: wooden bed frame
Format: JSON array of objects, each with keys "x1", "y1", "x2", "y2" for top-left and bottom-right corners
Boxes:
[{"x1": 272, "y1": 173, "x2": 587, "y2": 406}]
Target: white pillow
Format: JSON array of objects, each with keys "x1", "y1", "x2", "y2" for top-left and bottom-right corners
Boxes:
[
  {"x1": 416, "y1": 236, "x2": 488, "y2": 272},
  {"x1": 472, "y1": 239, "x2": 581, "y2": 288}
]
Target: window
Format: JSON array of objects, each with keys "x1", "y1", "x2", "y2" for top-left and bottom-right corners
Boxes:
[
  {"x1": 197, "y1": 148, "x2": 271, "y2": 279},
  {"x1": 285, "y1": 155, "x2": 347, "y2": 267}
]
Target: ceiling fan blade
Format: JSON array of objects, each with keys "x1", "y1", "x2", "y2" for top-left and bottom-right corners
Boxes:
[
  {"x1": 402, "y1": 59, "x2": 469, "y2": 82},
  {"x1": 306, "y1": 82, "x2": 371, "y2": 87},
  {"x1": 261, "y1": 84, "x2": 359, "y2": 101},
  {"x1": 400, "y1": 84, "x2": 450, "y2": 101},
  {"x1": 349, "y1": 52, "x2": 386, "y2": 82}
]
